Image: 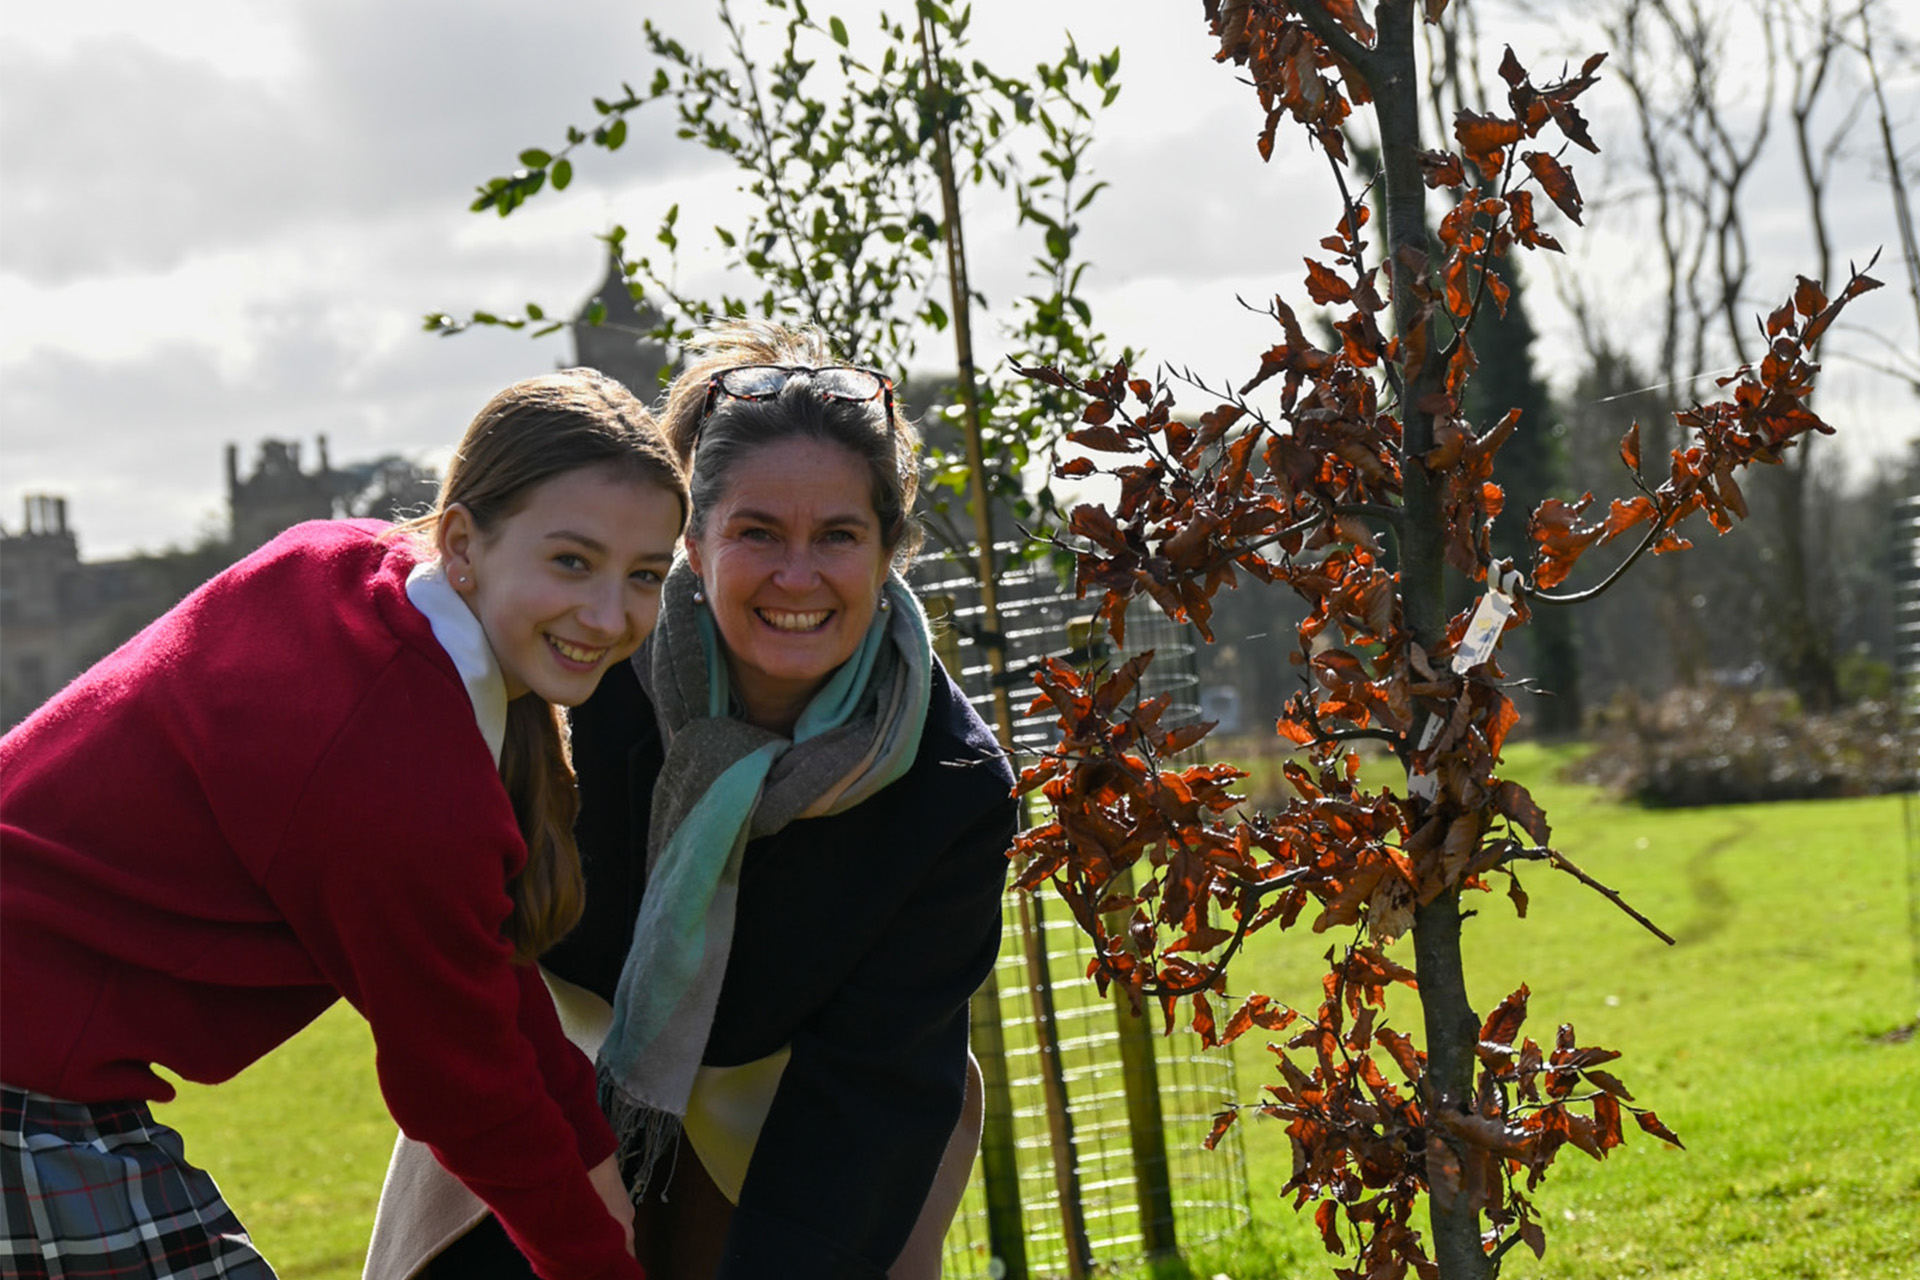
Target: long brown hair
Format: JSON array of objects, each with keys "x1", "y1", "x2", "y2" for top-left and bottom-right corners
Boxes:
[{"x1": 401, "y1": 368, "x2": 686, "y2": 963}]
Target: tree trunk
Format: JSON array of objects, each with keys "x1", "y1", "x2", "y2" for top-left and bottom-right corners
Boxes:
[{"x1": 1374, "y1": 2, "x2": 1492, "y2": 1275}]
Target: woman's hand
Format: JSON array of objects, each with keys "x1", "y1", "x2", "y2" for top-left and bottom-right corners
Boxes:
[{"x1": 586, "y1": 1154, "x2": 637, "y2": 1257}]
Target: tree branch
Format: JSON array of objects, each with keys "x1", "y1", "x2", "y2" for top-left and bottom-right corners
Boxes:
[
  {"x1": 1504, "y1": 846, "x2": 1676, "y2": 945},
  {"x1": 1333, "y1": 501, "x2": 1408, "y2": 528},
  {"x1": 1286, "y1": 0, "x2": 1378, "y2": 73},
  {"x1": 1526, "y1": 507, "x2": 1679, "y2": 607}
]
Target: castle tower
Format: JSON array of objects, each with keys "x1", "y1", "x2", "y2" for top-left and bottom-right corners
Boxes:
[
  {"x1": 227, "y1": 436, "x2": 350, "y2": 551},
  {"x1": 571, "y1": 251, "x2": 672, "y2": 400},
  {"x1": 0, "y1": 495, "x2": 81, "y2": 723}
]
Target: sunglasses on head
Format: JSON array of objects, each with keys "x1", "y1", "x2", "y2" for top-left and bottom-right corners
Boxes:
[{"x1": 697, "y1": 364, "x2": 896, "y2": 432}]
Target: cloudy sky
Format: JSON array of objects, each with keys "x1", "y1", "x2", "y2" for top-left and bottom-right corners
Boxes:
[{"x1": 3, "y1": 0, "x2": 1915, "y2": 559}]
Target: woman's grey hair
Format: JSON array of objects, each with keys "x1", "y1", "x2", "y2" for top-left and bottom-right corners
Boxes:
[
  {"x1": 668, "y1": 320, "x2": 923, "y2": 568},
  {"x1": 686, "y1": 384, "x2": 923, "y2": 568}
]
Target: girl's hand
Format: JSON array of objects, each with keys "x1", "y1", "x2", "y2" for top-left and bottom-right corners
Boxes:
[{"x1": 586, "y1": 1154, "x2": 637, "y2": 1257}]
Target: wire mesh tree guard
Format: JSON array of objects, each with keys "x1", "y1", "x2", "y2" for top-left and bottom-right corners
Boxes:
[
  {"x1": 1898, "y1": 490, "x2": 1920, "y2": 1026},
  {"x1": 913, "y1": 543, "x2": 1253, "y2": 1279}
]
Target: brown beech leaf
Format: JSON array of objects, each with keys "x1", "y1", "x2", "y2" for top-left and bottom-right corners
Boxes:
[
  {"x1": 1583, "y1": 1068, "x2": 1635, "y2": 1100},
  {"x1": 1315, "y1": 1199, "x2": 1344, "y2": 1254},
  {"x1": 1522, "y1": 151, "x2": 1583, "y2": 224},
  {"x1": 1793, "y1": 274, "x2": 1828, "y2": 317},
  {"x1": 1068, "y1": 423, "x2": 1138, "y2": 453},
  {"x1": 1529, "y1": 493, "x2": 1604, "y2": 589},
  {"x1": 1421, "y1": 148, "x2": 1466, "y2": 188},
  {"x1": 1634, "y1": 1109, "x2": 1685, "y2": 1148},
  {"x1": 1455, "y1": 110, "x2": 1524, "y2": 164},
  {"x1": 1305, "y1": 258, "x2": 1354, "y2": 304},
  {"x1": 1223, "y1": 992, "x2": 1300, "y2": 1045},
  {"x1": 1203, "y1": 1107, "x2": 1239, "y2": 1151},
  {"x1": 1376, "y1": 1025, "x2": 1424, "y2": 1081},
  {"x1": 1480, "y1": 984, "x2": 1530, "y2": 1053},
  {"x1": 1593, "y1": 1094, "x2": 1625, "y2": 1152},
  {"x1": 1320, "y1": 0, "x2": 1377, "y2": 43},
  {"x1": 1619, "y1": 421, "x2": 1642, "y2": 472},
  {"x1": 1492, "y1": 779, "x2": 1550, "y2": 845}
]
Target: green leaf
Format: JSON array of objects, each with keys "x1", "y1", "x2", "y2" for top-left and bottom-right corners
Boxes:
[
  {"x1": 829, "y1": 15, "x2": 849, "y2": 46},
  {"x1": 526, "y1": 302, "x2": 544, "y2": 321},
  {"x1": 519, "y1": 148, "x2": 551, "y2": 167},
  {"x1": 552, "y1": 158, "x2": 572, "y2": 190},
  {"x1": 586, "y1": 300, "x2": 607, "y2": 326},
  {"x1": 604, "y1": 118, "x2": 628, "y2": 150}
]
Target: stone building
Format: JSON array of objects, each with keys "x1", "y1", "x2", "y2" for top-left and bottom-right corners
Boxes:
[
  {"x1": 227, "y1": 437, "x2": 348, "y2": 552},
  {"x1": 0, "y1": 441, "x2": 436, "y2": 729}
]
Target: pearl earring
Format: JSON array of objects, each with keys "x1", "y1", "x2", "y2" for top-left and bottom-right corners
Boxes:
[
  {"x1": 878, "y1": 596, "x2": 891, "y2": 613},
  {"x1": 692, "y1": 586, "x2": 707, "y2": 605}
]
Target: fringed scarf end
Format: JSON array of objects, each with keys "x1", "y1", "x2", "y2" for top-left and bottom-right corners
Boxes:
[{"x1": 598, "y1": 1062, "x2": 685, "y2": 1205}]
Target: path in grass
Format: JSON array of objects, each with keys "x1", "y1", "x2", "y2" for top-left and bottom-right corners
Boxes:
[
  {"x1": 154, "y1": 744, "x2": 1917, "y2": 1279},
  {"x1": 1193, "y1": 743, "x2": 1918, "y2": 1280}
]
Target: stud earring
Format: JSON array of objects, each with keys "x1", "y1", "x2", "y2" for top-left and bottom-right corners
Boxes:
[
  {"x1": 878, "y1": 596, "x2": 891, "y2": 613},
  {"x1": 454, "y1": 572, "x2": 468, "y2": 586},
  {"x1": 692, "y1": 586, "x2": 707, "y2": 605}
]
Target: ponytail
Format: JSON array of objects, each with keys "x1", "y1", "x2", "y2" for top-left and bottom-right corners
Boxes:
[{"x1": 498, "y1": 692, "x2": 585, "y2": 963}]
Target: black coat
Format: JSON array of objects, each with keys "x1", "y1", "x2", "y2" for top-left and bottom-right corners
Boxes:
[{"x1": 553, "y1": 655, "x2": 1016, "y2": 1278}]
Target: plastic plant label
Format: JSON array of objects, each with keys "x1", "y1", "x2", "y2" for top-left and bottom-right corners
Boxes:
[
  {"x1": 1451, "y1": 588, "x2": 1515, "y2": 674},
  {"x1": 1406, "y1": 714, "x2": 1443, "y2": 802}
]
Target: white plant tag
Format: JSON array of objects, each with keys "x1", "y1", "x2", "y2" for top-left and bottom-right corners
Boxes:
[
  {"x1": 1406, "y1": 714, "x2": 1443, "y2": 801},
  {"x1": 1451, "y1": 588, "x2": 1515, "y2": 674}
]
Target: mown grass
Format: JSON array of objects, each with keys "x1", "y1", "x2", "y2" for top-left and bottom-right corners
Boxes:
[
  {"x1": 155, "y1": 743, "x2": 1918, "y2": 1279},
  {"x1": 1177, "y1": 741, "x2": 1920, "y2": 1280}
]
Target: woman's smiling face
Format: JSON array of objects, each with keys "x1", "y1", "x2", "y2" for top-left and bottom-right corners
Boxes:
[{"x1": 686, "y1": 436, "x2": 892, "y2": 733}]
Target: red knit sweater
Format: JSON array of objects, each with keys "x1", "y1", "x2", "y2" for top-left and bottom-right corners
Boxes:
[{"x1": 0, "y1": 520, "x2": 641, "y2": 1280}]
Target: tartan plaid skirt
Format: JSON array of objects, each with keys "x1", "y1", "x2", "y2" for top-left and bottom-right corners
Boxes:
[{"x1": 0, "y1": 1088, "x2": 275, "y2": 1279}]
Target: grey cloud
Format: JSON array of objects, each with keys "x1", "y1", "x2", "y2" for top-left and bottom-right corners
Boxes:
[
  {"x1": 0, "y1": 0, "x2": 723, "y2": 287},
  {"x1": 0, "y1": 323, "x2": 565, "y2": 558},
  {"x1": 0, "y1": 39, "x2": 326, "y2": 283}
]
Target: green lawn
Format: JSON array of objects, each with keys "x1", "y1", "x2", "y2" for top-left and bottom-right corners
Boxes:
[
  {"x1": 1185, "y1": 742, "x2": 1920, "y2": 1280},
  {"x1": 154, "y1": 744, "x2": 1919, "y2": 1279}
]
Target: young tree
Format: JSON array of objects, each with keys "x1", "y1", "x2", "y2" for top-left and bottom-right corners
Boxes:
[
  {"x1": 429, "y1": 0, "x2": 1122, "y2": 749},
  {"x1": 1011, "y1": 3, "x2": 1878, "y2": 1277}
]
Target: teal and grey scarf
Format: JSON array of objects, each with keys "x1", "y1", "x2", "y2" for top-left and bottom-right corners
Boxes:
[{"x1": 597, "y1": 557, "x2": 932, "y2": 1197}]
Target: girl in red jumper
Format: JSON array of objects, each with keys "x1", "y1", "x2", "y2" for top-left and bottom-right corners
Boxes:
[{"x1": 0, "y1": 369, "x2": 686, "y2": 1280}]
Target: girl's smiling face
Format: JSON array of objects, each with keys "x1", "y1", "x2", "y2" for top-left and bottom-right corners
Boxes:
[
  {"x1": 685, "y1": 437, "x2": 892, "y2": 733},
  {"x1": 441, "y1": 465, "x2": 682, "y2": 705}
]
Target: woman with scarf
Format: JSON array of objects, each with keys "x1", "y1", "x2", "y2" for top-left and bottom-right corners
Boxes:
[{"x1": 370, "y1": 321, "x2": 1017, "y2": 1280}]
